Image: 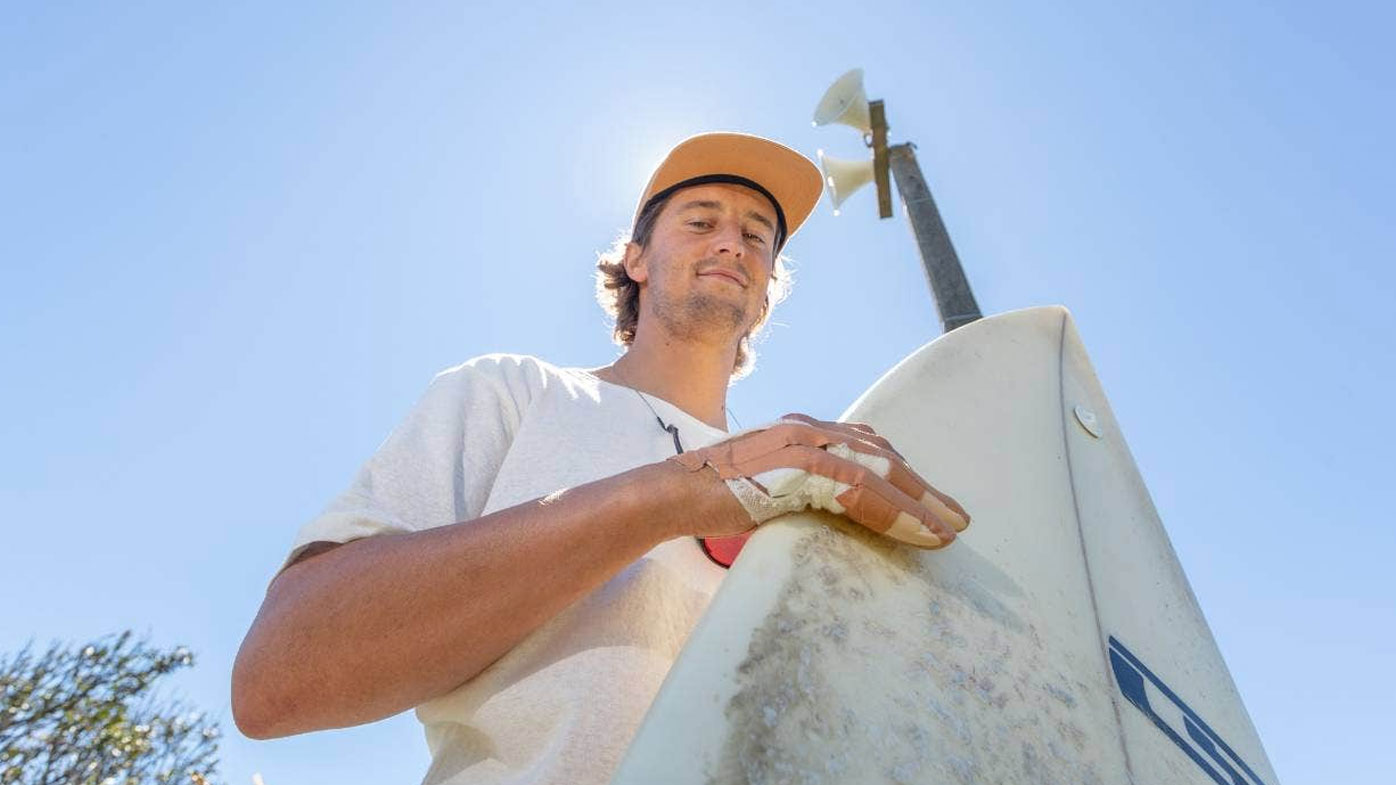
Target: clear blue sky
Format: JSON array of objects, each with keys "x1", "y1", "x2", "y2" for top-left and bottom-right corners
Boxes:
[{"x1": 3, "y1": 2, "x2": 1392, "y2": 783}]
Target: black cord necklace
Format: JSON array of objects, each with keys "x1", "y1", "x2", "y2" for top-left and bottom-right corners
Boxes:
[
  {"x1": 608, "y1": 364, "x2": 741, "y2": 456},
  {"x1": 613, "y1": 369, "x2": 685, "y2": 453}
]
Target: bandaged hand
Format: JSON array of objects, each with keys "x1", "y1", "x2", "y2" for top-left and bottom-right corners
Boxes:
[{"x1": 670, "y1": 413, "x2": 969, "y2": 549}]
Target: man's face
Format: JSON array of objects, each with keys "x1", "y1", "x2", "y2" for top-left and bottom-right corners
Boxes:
[{"x1": 625, "y1": 182, "x2": 780, "y2": 346}]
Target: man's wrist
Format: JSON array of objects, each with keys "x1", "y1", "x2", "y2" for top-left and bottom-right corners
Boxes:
[{"x1": 621, "y1": 459, "x2": 720, "y2": 542}]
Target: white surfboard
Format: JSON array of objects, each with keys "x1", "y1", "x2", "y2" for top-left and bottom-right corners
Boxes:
[{"x1": 613, "y1": 305, "x2": 1278, "y2": 785}]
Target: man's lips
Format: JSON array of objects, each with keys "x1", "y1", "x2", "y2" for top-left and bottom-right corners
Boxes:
[{"x1": 698, "y1": 268, "x2": 748, "y2": 287}]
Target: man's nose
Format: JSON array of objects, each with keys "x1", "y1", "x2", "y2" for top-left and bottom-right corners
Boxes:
[{"x1": 710, "y1": 222, "x2": 745, "y2": 257}]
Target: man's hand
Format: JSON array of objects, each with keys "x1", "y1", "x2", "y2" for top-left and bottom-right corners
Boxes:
[{"x1": 670, "y1": 412, "x2": 969, "y2": 548}]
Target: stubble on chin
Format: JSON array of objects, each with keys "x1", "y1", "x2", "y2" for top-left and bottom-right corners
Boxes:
[{"x1": 652, "y1": 288, "x2": 750, "y2": 343}]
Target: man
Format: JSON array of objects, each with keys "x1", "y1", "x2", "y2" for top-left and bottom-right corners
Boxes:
[{"x1": 231, "y1": 133, "x2": 968, "y2": 785}]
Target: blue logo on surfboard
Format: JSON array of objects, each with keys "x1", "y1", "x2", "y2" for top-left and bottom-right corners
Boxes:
[{"x1": 1108, "y1": 637, "x2": 1267, "y2": 785}]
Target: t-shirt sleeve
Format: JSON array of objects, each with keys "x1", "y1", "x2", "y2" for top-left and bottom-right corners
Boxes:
[{"x1": 276, "y1": 356, "x2": 536, "y2": 576}]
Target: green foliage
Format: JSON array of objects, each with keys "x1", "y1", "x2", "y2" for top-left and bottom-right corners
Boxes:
[{"x1": 0, "y1": 631, "x2": 220, "y2": 785}]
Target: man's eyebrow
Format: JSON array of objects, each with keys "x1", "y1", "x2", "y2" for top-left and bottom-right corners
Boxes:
[
  {"x1": 676, "y1": 200, "x2": 776, "y2": 234},
  {"x1": 676, "y1": 199, "x2": 723, "y2": 212},
  {"x1": 743, "y1": 210, "x2": 776, "y2": 234}
]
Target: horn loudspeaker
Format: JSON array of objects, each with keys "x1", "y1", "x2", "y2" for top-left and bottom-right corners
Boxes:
[
  {"x1": 818, "y1": 150, "x2": 875, "y2": 213},
  {"x1": 812, "y1": 68, "x2": 871, "y2": 132}
]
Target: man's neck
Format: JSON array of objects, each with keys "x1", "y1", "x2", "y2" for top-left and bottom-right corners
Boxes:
[{"x1": 599, "y1": 330, "x2": 736, "y2": 431}]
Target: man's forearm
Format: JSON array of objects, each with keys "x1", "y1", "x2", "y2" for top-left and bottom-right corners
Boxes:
[{"x1": 232, "y1": 459, "x2": 715, "y2": 739}]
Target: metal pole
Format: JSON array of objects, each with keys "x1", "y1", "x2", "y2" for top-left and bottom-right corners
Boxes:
[{"x1": 887, "y1": 143, "x2": 981, "y2": 333}]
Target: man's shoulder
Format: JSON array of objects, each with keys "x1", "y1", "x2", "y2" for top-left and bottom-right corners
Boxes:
[
  {"x1": 431, "y1": 353, "x2": 585, "y2": 399},
  {"x1": 437, "y1": 352, "x2": 567, "y2": 379}
]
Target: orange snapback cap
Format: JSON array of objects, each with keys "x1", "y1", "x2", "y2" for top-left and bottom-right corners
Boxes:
[{"x1": 632, "y1": 132, "x2": 823, "y2": 251}]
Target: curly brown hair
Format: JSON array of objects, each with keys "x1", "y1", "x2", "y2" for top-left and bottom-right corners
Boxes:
[{"x1": 594, "y1": 193, "x2": 794, "y2": 380}]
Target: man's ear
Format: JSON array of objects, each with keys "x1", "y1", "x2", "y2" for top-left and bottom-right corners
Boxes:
[{"x1": 623, "y1": 242, "x2": 649, "y2": 283}]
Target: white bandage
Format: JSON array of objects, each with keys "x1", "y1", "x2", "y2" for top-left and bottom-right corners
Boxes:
[{"x1": 725, "y1": 443, "x2": 894, "y2": 525}]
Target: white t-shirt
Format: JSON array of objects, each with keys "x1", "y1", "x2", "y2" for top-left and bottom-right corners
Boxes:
[{"x1": 282, "y1": 353, "x2": 734, "y2": 785}]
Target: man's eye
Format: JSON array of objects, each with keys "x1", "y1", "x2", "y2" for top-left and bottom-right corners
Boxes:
[
  {"x1": 687, "y1": 220, "x2": 711, "y2": 229},
  {"x1": 744, "y1": 232, "x2": 767, "y2": 245}
]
